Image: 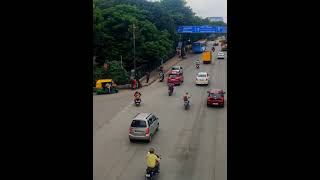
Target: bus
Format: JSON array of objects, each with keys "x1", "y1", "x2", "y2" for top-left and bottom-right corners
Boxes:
[{"x1": 192, "y1": 40, "x2": 206, "y2": 53}]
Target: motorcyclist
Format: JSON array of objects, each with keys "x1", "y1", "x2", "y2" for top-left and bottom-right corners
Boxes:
[
  {"x1": 134, "y1": 91, "x2": 141, "y2": 99},
  {"x1": 195, "y1": 59, "x2": 200, "y2": 66},
  {"x1": 159, "y1": 66, "x2": 164, "y2": 73},
  {"x1": 159, "y1": 70, "x2": 164, "y2": 81},
  {"x1": 183, "y1": 92, "x2": 191, "y2": 104},
  {"x1": 146, "y1": 147, "x2": 160, "y2": 174}
]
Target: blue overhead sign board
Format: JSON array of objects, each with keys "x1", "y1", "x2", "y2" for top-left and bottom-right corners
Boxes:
[{"x1": 177, "y1": 26, "x2": 227, "y2": 33}]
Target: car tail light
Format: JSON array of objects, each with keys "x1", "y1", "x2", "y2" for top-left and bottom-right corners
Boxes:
[
  {"x1": 145, "y1": 128, "x2": 150, "y2": 135},
  {"x1": 129, "y1": 127, "x2": 133, "y2": 133}
]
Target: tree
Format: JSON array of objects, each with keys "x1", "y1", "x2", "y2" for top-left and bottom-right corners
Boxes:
[{"x1": 105, "y1": 61, "x2": 130, "y2": 85}]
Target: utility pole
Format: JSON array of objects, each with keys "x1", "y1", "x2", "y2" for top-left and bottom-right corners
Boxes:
[
  {"x1": 132, "y1": 24, "x2": 136, "y2": 78},
  {"x1": 120, "y1": 55, "x2": 123, "y2": 69}
]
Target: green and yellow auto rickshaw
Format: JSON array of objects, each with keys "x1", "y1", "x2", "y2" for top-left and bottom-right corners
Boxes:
[{"x1": 95, "y1": 79, "x2": 119, "y2": 95}]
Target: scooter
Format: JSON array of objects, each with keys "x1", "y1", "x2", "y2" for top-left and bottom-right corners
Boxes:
[
  {"x1": 159, "y1": 72, "x2": 164, "y2": 82},
  {"x1": 134, "y1": 98, "x2": 141, "y2": 106},
  {"x1": 145, "y1": 168, "x2": 158, "y2": 180},
  {"x1": 168, "y1": 87, "x2": 173, "y2": 96},
  {"x1": 184, "y1": 100, "x2": 190, "y2": 110},
  {"x1": 196, "y1": 64, "x2": 199, "y2": 69}
]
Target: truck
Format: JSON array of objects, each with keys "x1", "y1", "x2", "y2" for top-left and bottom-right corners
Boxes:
[{"x1": 202, "y1": 51, "x2": 212, "y2": 64}]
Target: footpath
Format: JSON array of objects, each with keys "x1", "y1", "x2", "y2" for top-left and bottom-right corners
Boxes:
[{"x1": 138, "y1": 55, "x2": 183, "y2": 87}]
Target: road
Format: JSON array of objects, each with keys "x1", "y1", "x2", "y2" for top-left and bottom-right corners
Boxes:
[{"x1": 93, "y1": 41, "x2": 227, "y2": 180}]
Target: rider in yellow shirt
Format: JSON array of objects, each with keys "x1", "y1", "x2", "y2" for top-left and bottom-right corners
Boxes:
[{"x1": 146, "y1": 148, "x2": 160, "y2": 173}]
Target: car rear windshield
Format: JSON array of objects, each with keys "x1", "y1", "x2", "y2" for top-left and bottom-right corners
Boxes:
[
  {"x1": 169, "y1": 74, "x2": 177, "y2": 78},
  {"x1": 198, "y1": 74, "x2": 207, "y2": 77},
  {"x1": 131, "y1": 120, "x2": 147, "y2": 127},
  {"x1": 172, "y1": 67, "x2": 179, "y2": 70},
  {"x1": 209, "y1": 93, "x2": 222, "y2": 98}
]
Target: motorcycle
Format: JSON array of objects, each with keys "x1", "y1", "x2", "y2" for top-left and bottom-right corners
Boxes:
[
  {"x1": 159, "y1": 72, "x2": 164, "y2": 82},
  {"x1": 134, "y1": 98, "x2": 141, "y2": 106},
  {"x1": 184, "y1": 100, "x2": 190, "y2": 110},
  {"x1": 145, "y1": 155, "x2": 161, "y2": 180},
  {"x1": 145, "y1": 168, "x2": 158, "y2": 180},
  {"x1": 168, "y1": 87, "x2": 173, "y2": 96}
]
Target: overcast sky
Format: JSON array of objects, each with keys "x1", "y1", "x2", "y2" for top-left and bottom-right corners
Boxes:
[{"x1": 185, "y1": 0, "x2": 227, "y2": 22}]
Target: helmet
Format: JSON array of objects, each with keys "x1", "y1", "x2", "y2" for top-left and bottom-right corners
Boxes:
[{"x1": 149, "y1": 147, "x2": 155, "y2": 154}]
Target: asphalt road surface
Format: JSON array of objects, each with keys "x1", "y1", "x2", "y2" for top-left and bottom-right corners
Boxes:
[{"x1": 93, "y1": 41, "x2": 227, "y2": 180}]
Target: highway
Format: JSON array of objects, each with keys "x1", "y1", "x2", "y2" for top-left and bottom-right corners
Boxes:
[{"x1": 93, "y1": 41, "x2": 227, "y2": 180}]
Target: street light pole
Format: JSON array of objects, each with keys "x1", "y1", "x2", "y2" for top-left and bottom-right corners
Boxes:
[{"x1": 132, "y1": 24, "x2": 136, "y2": 78}]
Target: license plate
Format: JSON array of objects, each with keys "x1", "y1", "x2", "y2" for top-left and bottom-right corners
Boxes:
[
  {"x1": 146, "y1": 174, "x2": 150, "y2": 177},
  {"x1": 213, "y1": 103, "x2": 218, "y2": 105}
]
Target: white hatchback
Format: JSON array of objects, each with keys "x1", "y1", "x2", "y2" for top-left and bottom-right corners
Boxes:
[
  {"x1": 195, "y1": 72, "x2": 209, "y2": 85},
  {"x1": 217, "y1": 52, "x2": 225, "y2": 59}
]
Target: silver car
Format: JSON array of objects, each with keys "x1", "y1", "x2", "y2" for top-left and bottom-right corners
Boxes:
[{"x1": 128, "y1": 113, "x2": 159, "y2": 142}]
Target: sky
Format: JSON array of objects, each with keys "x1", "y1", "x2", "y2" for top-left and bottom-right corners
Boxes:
[{"x1": 185, "y1": 0, "x2": 227, "y2": 22}]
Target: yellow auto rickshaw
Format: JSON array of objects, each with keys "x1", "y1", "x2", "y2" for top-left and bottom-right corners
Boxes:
[{"x1": 95, "y1": 79, "x2": 119, "y2": 95}]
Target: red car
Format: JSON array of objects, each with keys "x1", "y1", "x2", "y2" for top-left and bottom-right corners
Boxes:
[
  {"x1": 207, "y1": 89, "x2": 225, "y2": 107},
  {"x1": 167, "y1": 71, "x2": 184, "y2": 85}
]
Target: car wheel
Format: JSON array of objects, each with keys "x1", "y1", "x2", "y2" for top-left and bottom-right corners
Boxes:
[
  {"x1": 156, "y1": 124, "x2": 159, "y2": 131},
  {"x1": 207, "y1": 103, "x2": 210, "y2": 107},
  {"x1": 129, "y1": 139, "x2": 133, "y2": 143},
  {"x1": 148, "y1": 135, "x2": 152, "y2": 143}
]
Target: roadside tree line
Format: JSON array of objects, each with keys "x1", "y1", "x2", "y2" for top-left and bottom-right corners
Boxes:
[{"x1": 93, "y1": 0, "x2": 226, "y2": 85}]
